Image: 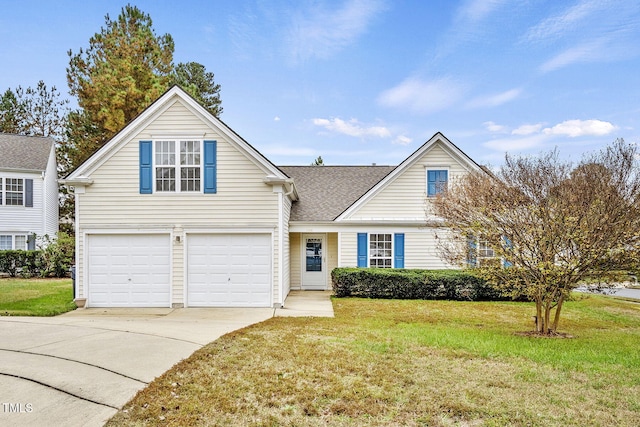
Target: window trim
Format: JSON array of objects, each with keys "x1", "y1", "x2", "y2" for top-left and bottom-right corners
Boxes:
[
  {"x1": 3, "y1": 177, "x2": 25, "y2": 206},
  {"x1": 425, "y1": 166, "x2": 449, "y2": 197},
  {"x1": 152, "y1": 139, "x2": 204, "y2": 194},
  {"x1": 0, "y1": 234, "x2": 29, "y2": 250},
  {"x1": 369, "y1": 233, "x2": 393, "y2": 268}
]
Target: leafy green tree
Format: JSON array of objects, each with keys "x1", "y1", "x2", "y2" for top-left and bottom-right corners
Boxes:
[
  {"x1": 433, "y1": 140, "x2": 640, "y2": 335},
  {"x1": 172, "y1": 62, "x2": 223, "y2": 117},
  {"x1": 67, "y1": 4, "x2": 174, "y2": 144}
]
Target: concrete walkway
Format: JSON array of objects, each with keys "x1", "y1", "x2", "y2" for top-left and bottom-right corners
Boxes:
[{"x1": 0, "y1": 292, "x2": 334, "y2": 427}]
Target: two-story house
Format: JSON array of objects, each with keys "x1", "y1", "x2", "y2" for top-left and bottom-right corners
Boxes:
[
  {"x1": 62, "y1": 86, "x2": 482, "y2": 308},
  {"x1": 0, "y1": 134, "x2": 58, "y2": 250}
]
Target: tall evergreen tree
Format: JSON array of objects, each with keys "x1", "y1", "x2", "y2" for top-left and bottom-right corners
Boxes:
[
  {"x1": 67, "y1": 4, "x2": 175, "y2": 147},
  {"x1": 172, "y1": 62, "x2": 223, "y2": 117},
  {"x1": 0, "y1": 89, "x2": 22, "y2": 134}
]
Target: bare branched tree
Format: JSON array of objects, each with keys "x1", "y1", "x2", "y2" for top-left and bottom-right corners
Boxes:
[{"x1": 433, "y1": 139, "x2": 640, "y2": 335}]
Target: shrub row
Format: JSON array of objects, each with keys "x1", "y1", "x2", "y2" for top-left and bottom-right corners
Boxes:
[
  {"x1": 0, "y1": 233, "x2": 74, "y2": 278},
  {"x1": 331, "y1": 268, "x2": 508, "y2": 301}
]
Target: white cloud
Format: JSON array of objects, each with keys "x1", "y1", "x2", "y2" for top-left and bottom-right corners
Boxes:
[
  {"x1": 483, "y1": 121, "x2": 508, "y2": 133},
  {"x1": 377, "y1": 77, "x2": 466, "y2": 114},
  {"x1": 287, "y1": 0, "x2": 386, "y2": 62},
  {"x1": 523, "y1": 0, "x2": 607, "y2": 43},
  {"x1": 484, "y1": 134, "x2": 548, "y2": 151},
  {"x1": 274, "y1": 116, "x2": 281, "y2": 121},
  {"x1": 539, "y1": 38, "x2": 609, "y2": 72},
  {"x1": 392, "y1": 135, "x2": 412, "y2": 145},
  {"x1": 542, "y1": 119, "x2": 617, "y2": 137},
  {"x1": 312, "y1": 117, "x2": 391, "y2": 138},
  {"x1": 512, "y1": 123, "x2": 543, "y2": 135},
  {"x1": 456, "y1": 0, "x2": 509, "y2": 24},
  {"x1": 467, "y1": 88, "x2": 522, "y2": 108}
]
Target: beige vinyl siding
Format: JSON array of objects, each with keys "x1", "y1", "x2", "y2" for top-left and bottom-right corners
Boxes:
[
  {"x1": 289, "y1": 232, "x2": 301, "y2": 288},
  {"x1": 339, "y1": 232, "x2": 358, "y2": 267},
  {"x1": 326, "y1": 233, "x2": 338, "y2": 287},
  {"x1": 75, "y1": 98, "x2": 282, "y2": 302},
  {"x1": 404, "y1": 229, "x2": 456, "y2": 269},
  {"x1": 346, "y1": 142, "x2": 468, "y2": 220},
  {"x1": 281, "y1": 196, "x2": 292, "y2": 299},
  {"x1": 78, "y1": 100, "x2": 279, "y2": 227}
]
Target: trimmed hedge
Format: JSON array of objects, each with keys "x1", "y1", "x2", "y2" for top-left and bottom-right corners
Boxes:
[
  {"x1": 331, "y1": 268, "x2": 507, "y2": 301},
  {"x1": 0, "y1": 250, "x2": 40, "y2": 277}
]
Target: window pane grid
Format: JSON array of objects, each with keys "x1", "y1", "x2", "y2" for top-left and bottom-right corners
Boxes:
[
  {"x1": 0, "y1": 235, "x2": 12, "y2": 250},
  {"x1": 180, "y1": 167, "x2": 201, "y2": 192},
  {"x1": 180, "y1": 140, "x2": 201, "y2": 166},
  {"x1": 15, "y1": 235, "x2": 27, "y2": 250},
  {"x1": 5, "y1": 178, "x2": 24, "y2": 205},
  {"x1": 155, "y1": 140, "x2": 202, "y2": 193},
  {"x1": 369, "y1": 233, "x2": 392, "y2": 268}
]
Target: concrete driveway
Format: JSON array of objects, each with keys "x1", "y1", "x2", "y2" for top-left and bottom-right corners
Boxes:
[{"x1": 0, "y1": 291, "x2": 333, "y2": 427}]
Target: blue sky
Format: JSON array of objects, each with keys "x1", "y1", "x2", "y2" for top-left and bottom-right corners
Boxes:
[{"x1": 2, "y1": 0, "x2": 639, "y2": 166}]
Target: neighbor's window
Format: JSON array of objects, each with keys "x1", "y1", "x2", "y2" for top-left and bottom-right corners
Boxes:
[
  {"x1": 369, "y1": 233, "x2": 392, "y2": 268},
  {"x1": 14, "y1": 235, "x2": 27, "y2": 251},
  {"x1": 427, "y1": 169, "x2": 448, "y2": 197},
  {"x1": 5, "y1": 178, "x2": 24, "y2": 205},
  {"x1": 0, "y1": 235, "x2": 11, "y2": 250},
  {"x1": 155, "y1": 140, "x2": 201, "y2": 192},
  {"x1": 478, "y1": 238, "x2": 495, "y2": 258}
]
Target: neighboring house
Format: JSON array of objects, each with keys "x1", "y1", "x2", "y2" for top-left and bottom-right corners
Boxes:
[
  {"x1": 0, "y1": 134, "x2": 58, "y2": 250},
  {"x1": 62, "y1": 86, "x2": 483, "y2": 308}
]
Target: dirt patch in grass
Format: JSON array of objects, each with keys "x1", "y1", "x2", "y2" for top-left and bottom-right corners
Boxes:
[{"x1": 107, "y1": 297, "x2": 640, "y2": 427}]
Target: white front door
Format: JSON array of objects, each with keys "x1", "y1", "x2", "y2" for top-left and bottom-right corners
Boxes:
[{"x1": 301, "y1": 234, "x2": 326, "y2": 290}]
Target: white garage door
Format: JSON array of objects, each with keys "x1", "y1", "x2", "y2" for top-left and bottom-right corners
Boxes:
[
  {"x1": 88, "y1": 234, "x2": 171, "y2": 307},
  {"x1": 187, "y1": 234, "x2": 271, "y2": 307}
]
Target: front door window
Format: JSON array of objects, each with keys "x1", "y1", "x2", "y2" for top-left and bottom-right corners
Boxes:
[{"x1": 306, "y1": 238, "x2": 322, "y2": 272}]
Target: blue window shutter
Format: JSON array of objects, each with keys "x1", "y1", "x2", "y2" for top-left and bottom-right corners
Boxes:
[
  {"x1": 357, "y1": 233, "x2": 367, "y2": 267},
  {"x1": 25, "y1": 179, "x2": 33, "y2": 207},
  {"x1": 394, "y1": 233, "x2": 405, "y2": 268},
  {"x1": 204, "y1": 140, "x2": 217, "y2": 194},
  {"x1": 139, "y1": 141, "x2": 153, "y2": 194}
]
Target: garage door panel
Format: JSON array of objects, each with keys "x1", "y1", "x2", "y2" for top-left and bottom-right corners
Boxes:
[
  {"x1": 187, "y1": 234, "x2": 271, "y2": 307},
  {"x1": 88, "y1": 234, "x2": 170, "y2": 308}
]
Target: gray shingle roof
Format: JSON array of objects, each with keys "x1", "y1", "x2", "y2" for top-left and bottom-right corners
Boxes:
[
  {"x1": 0, "y1": 133, "x2": 54, "y2": 171},
  {"x1": 279, "y1": 166, "x2": 395, "y2": 221}
]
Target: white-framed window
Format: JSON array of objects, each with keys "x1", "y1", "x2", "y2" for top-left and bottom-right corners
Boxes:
[
  {"x1": 369, "y1": 233, "x2": 393, "y2": 268},
  {"x1": 426, "y1": 168, "x2": 448, "y2": 197},
  {"x1": 478, "y1": 238, "x2": 495, "y2": 259},
  {"x1": 0, "y1": 235, "x2": 11, "y2": 250},
  {"x1": 0, "y1": 235, "x2": 28, "y2": 250},
  {"x1": 154, "y1": 140, "x2": 202, "y2": 193},
  {"x1": 4, "y1": 178, "x2": 24, "y2": 205}
]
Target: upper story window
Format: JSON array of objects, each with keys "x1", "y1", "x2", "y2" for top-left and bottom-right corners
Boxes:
[
  {"x1": 0, "y1": 177, "x2": 32, "y2": 207},
  {"x1": 5, "y1": 178, "x2": 24, "y2": 205},
  {"x1": 427, "y1": 169, "x2": 448, "y2": 197},
  {"x1": 154, "y1": 140, "x2": 201, "y2": 193}
]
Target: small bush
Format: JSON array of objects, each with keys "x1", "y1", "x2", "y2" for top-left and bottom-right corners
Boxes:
[{"x1": 331, "y1": 268, "x2": 507, "y2": 301}]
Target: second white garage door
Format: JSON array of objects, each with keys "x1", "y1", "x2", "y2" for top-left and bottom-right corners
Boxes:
[{"x1": 187, "y1": 234, "x2": 272, "y2": 307}]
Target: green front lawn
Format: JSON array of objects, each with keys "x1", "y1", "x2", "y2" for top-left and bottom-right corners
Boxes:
[
  {"x1": 107, "y1": 295, "x2": 640, "y2": 426},
  {"x1": 0, "y1": 278, "x2": 76, "y2": 316}
]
